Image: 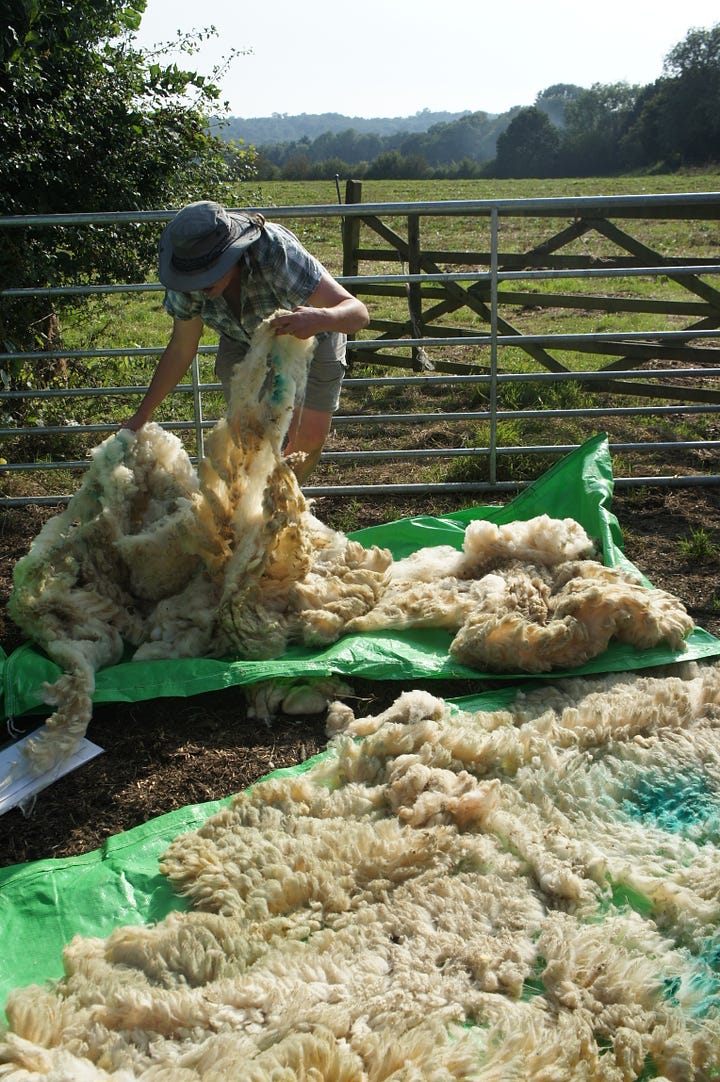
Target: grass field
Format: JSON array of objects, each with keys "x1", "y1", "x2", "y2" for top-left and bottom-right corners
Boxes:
[
  {"x1": 248, "y1": 174, "x2": 720, "y2": 269},
  {"x1": 3, "y1": 173, "x2": 720, "y2": 502}
]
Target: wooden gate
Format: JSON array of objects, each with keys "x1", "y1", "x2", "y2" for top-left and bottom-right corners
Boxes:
[{"x1": 340, "y1": 182, "x2": 720, "y2": 407}]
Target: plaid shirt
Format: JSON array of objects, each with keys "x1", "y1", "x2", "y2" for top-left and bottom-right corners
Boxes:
[{"x1": 162, "y1": 222, "x2": 325, "y2": 347}]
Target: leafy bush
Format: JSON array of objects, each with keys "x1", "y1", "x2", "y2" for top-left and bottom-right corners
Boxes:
[{"x1": 1, "y1": 0, "x2": 255, "y2": 368}]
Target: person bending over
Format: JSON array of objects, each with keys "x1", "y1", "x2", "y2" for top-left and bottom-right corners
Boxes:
[{"x1": 122, "y1": 199, "x2": 369, "y2": 481}]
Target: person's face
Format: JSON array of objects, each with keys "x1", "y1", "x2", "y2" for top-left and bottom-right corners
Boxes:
[{"x1": 202, "y1": 264, "x2": 238, "y2": 298}]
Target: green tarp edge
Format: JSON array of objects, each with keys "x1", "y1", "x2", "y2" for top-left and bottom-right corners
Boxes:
[{"x1": 3, "y1": 433, "x2": 720, "y2": 724}]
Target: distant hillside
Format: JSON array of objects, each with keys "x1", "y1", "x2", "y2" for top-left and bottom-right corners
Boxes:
[{"x1": 216, "y1": 110, "x2": 475, "y2": 145}]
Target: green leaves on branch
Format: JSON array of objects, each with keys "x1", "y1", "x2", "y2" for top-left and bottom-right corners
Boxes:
[{"x1": 1, "y1": 0, "x2": 255, "y2": 360}]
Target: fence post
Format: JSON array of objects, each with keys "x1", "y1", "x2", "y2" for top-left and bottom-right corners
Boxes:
[
  {"x1": 342, "y1": 180, "x2": 363, "y2": 368},
  {"x1": 489, "y1": 206, "x2": 499, "y2": 485},
  {"x1": 342, "y1": 180, "x2": 362, "y2": 280},
  {"x1": 407, "y1": 213, "x2": 426, "y2": 371}
]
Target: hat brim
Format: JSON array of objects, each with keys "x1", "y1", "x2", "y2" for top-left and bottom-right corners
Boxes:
[{"x1": 158, "y1": 214, "x2": 261, "y2": 292}]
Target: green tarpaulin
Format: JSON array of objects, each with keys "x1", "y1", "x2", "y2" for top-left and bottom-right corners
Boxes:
[
  {"x1": 2, "y1": 434, "x2": 719, "y2": 1013},
  {"x1": 2, "y1": 434, "x2": 719, "y2": 725}
]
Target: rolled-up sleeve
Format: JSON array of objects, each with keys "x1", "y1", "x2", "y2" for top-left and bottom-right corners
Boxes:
[{"x1": 162, "y1": 290, "x2": 203, "y2": 321}]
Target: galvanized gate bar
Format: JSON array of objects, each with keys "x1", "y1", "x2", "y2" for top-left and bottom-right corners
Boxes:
[{"x1": 2, "y1": 193, "x2": 720, "y2": 505}]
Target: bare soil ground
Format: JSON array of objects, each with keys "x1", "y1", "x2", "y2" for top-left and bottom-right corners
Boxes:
[{"x1": 2, "y1": 484, "x2": 720, "y2": 867}]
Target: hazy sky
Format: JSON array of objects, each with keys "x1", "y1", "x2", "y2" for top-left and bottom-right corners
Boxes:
[{"x1": 133, "y1": 0, "x2": 720, "y2": 119}]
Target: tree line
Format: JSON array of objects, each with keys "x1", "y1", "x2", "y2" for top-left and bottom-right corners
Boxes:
[
  {"x1": 237, "y1": 24, "x2": 720, "y2": 180},
  {"x1": 218, "y1": 109, "x2": 473, "y2": 147},
  {"x1": 246, "y1": 110, "x2": 516, "y2": 180}
]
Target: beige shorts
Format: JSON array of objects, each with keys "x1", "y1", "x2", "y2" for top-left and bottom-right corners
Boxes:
[{"x1": 215, "y1": 331, "x2": 347, "y2": 413}]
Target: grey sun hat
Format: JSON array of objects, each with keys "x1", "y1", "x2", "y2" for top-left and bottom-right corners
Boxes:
[{"x1": 158, "y1": 200, "x2": 263, "y2": 291}]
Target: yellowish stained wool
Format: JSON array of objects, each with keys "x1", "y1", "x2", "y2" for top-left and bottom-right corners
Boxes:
[
  {"x1": 6, "y1": 316, "x2": 389, "y2": 773},
  {"x1": 3, "y1": 664, "x2": 720, "y2": 1079}
]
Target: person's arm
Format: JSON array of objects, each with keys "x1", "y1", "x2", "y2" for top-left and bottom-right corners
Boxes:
[
  {"x1": 269, "y1": 270, "x2": 369, "y2": 340},
  {"x1": 121, "y1": 316, "x2": 203, "y2": 430}
]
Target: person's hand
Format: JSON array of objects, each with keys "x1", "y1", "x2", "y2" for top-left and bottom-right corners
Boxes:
[
  {"x1": 118, "y1": 412, "x2": 146, "y2": 432},
  {"x1": 269, "y1": 307, "x2": 325, "y2": 340}
]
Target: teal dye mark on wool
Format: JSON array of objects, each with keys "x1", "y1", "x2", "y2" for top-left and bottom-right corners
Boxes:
[
  {"x1": 622, "y1": 769, "x2": 719, "y2": 837},
  {"x1": 662, "y1": 975, "x2": 682, "y2": 1007},
  {"x1": 267, "y1": 344, "x2": 288, "y2": 405},
  {"x1": 686, "y1": 934, "x2": 720, "y2": 1019},
  {"x1": 256, "y1": 346, "x2": 288, "y2": 406},
  {"x1": 687, "y1": 972, "x2": 720, "y2": 1019},
  {"x1": 704, "y1": 934, "x2": 720, "y2": 971},
  {"x1": 658, "y1": 937, "x2": 720, "y2": 1021},
  {"x1": 270, "y1": 369, "x2": 288, "y2": 405}
]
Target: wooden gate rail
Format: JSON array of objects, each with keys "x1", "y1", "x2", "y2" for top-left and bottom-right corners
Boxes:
[{"x1": 341, "y1": 182, "x2": 720, "y2": 402}]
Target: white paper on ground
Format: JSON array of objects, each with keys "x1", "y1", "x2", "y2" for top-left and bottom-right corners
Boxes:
[{"x1": 0, "y1": 736, "x2": 104, "y2": 817}]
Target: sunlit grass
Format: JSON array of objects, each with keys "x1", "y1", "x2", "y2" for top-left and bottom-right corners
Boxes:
[{"x1": 678, "y1": 526, "x2": 719, "y2": 562}]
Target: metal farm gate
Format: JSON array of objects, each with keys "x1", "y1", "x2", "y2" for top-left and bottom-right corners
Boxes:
[{"x1": 2, "y1": 189, "x2": 720, "y2": 506}]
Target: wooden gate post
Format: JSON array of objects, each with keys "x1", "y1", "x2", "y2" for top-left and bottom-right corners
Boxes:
[
  {"x1": 407, "y1": 213, "x2": 426, "y2": 370},
  {"x1": 342, "y1": 180, "x2": 363, "y2": 368},
  {"x1": 342, "y1": 179, "x2": 362, "y2": 280}
]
